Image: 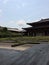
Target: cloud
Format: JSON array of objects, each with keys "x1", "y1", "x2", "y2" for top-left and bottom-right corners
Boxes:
[
  {"x1": 0, "y1": 20, "x2": 31, "y2": 30},
  {"x1": 5, "y1": 20, "x2": 31, "y2": 30},
  {"x1": 10, "y1": 20, "x2": 27, "y2": 27},
  {"x1": 3, "y1": 0, "x2": 9, "y2": 4},
  {"x1": 8, "y1": 20, "x2": 28, "y2": 29},
  {"x1": 16, "y1": 20, "x2": 31, "y2": 29},
  {"x1": 16, "y1": 20, "x2": 26, "y2": 26},
  {"x1": 9, "y1": 20, "x2": 26, "y2": 26}
]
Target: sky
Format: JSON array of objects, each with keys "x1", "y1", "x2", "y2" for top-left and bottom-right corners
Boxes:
[{"x1": 0, "y1": 0, "x2": 49, "y2": 29}]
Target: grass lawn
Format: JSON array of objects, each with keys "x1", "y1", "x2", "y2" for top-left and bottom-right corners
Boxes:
[{"x1": 0, "y1": 36, "x2": 49, "y2": 44}]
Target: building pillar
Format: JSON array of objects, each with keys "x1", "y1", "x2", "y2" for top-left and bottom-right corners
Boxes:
[
  {"x1": 33, "y1": 33, "x2": 35, "y2": 36},
  {"x1": 28, "y1": 32, "x2": 30, "y2": 36}
]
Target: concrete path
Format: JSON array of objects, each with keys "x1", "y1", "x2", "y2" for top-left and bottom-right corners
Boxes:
[
  {"x1": 0, "y1": 44, "x2": 34, "y2": 51},
  {"x1": 0, "y1": 44, "x2": 49, "y2": 65}
]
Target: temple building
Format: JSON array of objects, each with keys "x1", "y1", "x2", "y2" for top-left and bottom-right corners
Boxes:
[{"x1": 23, "y1": 18, "x2": 49, "y2": 36}]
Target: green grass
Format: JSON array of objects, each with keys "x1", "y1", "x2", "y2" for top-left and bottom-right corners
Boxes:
[{"x1": 0, "y1": 36, "x2": 49, "y2": 44}]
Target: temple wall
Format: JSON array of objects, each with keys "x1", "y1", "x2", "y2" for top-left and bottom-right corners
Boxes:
[{"x1": 35, "y1": 32, "x2": 45, "y2": 36}]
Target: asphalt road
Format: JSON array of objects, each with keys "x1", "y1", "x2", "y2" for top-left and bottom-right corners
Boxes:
[{"x1": 0, "y1": 44, "x2": 49, "y2": 65}]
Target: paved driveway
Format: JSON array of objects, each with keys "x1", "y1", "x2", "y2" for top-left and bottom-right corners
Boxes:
[{"x1": 0, "y1": 44, "x2": 49, "y2": 65}]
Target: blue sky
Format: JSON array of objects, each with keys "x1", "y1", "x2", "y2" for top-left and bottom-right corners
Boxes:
[{"x1": 0, "y1": 0, "x2": 49, "y2": 29}]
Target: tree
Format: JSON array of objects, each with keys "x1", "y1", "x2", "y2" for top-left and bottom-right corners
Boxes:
[{"x1": 3, "y1": 27, "x2": 8, "y2": 32}]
